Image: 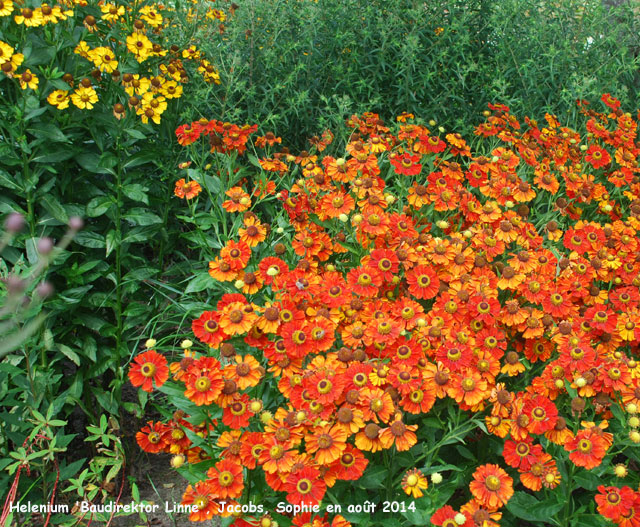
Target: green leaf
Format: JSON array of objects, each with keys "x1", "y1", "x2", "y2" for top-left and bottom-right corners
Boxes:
[
  {"x1": 573, "y1": 470, "x2": 602, "y2": 491},
  {"x1": 74, "y1": 231, "x2": 106, "y2": 249},
  {"x1": 122, "y1": 184, "x2": 149, "y2": 204},
  {"x1": 106, "y1": 229, "x2": 121, "y2": 257},
  {"x1": 27, "y1": 123, "x2": 69, "y2": 143},
  {"x1": 123, "y1": 208, "x2": 162, "y2": 226},
  {"x1": 86, "y1": 196, "x2": 114, "y2": 217},
  {"x1": 32, "y1": 148, "x2": 76, "y2": 163},
  {"x1": 357, "y1": 465, "x2": 388, "y2": 489},
  {"x1": 40, "y1": 195, "x2": 69, "y2": 223},
  {"x1": 123, "y1": 151, "x2": 157, "y2": 169},
  {"x1": 506, "y1": 491, "x2": 563, "y2": 522},
  {"x1": 0, "y1": 169, "x2": 23, "y2": 191},
  {"x1": 76, "y1": 152, "x2": 116, "y2": 174},
  {"x1": 124, "y1": 129, "x2": 146, "y2": 140},
  {"x1": 185, "y1": 272, "x2": 213, "y2": 294},
  {"x1": 58, "y1": 344, "x2": 81, "y2": 366}
]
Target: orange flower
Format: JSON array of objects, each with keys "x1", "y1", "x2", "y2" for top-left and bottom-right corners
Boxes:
[
  {"x1": 305, "y1": 424, "x2": 347, "y2": 465},
  {"x1": 219, "y1": 301, "x2": 258, "y2": 336},
  {"x1": 448, "y1": 369, "x2": 489, "y2": 407},
  {"x1": 207, "y1": 459, "x2": 244, "y2": 499},
  {"x1": 220, "y1": 239, "x2": 252, "y2": 271},
  {"x1": 401, "y1": 468, "x2": 428, "y2": 498},
  {"x1": 469, "y1": 464, "x2": 514, "y2": 509},
  {"x1": 406, "y1": 264, "x2": 440, "y2": 299},
  {"x1": 285, "y1": 466, "x2": 326, "y2": 506},
  {"x1": 136, "y1": 421, "x2": 167, "y2": 453},
  {"x1": 565, "y1": 427, "x2": 610, "y2": 469},
  {"x1": 192, "y1": 311, "x2": 227, "y2": 347},
  {"x1": 330, "y1": 444, "x2": 369, "y2": 481},
  {"x1": 128, "y1": 349, "x2": 169, "y2": 392},
  {"x1": 184, "y1": 356, "x2": 225, "y2": 406},
  {"x1": 379, "y1": 416, "x2": 418, "y2": 451},
  {"x1": 174, "y1": 178, "x2": 202, "y2": 199},
  {"x1": 181, "y1": 481, "x2": 218, "y2": 522},
  {"x1": 222, "y1": 187, "x2": 251, "y2": 212},
  {"x1": 238, "y1": 216, "x2": 267, "y2": 247}
]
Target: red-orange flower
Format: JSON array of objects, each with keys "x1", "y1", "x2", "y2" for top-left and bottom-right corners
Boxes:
[
  {"x1": 406, "y1": 264, "x2": 440, "y2": 299},
  {"x1": 184, "y1": 356, "x2": 225, "y2": 406},
  {"x1": 207, "y1": 458, "x2": 244, "y2": 499},
  {"x1": 174, "y1": 178, "x2": 202, "y2": 199},
  {"x1": 285, "y1": 466, "x2": 326, "y2": 505},
  {"x1": 469, "y1": 464, "x2": 514, "y2": 509},
  {"x1": 128, "y1": 349, "x2": 169, "y2": 392}
]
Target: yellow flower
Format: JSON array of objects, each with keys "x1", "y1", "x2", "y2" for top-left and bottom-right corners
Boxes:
[
  {"x1": 140, "y1": 5, "x2": 163, "y2": 28},
  {"x1": 47, "y1": 89, "x2": 70, "y2": 109},
  {"x1": 19, "y1": 69, "x2": 39, "y2": 90},
  {"x1": 160, "y1": 79, "x2": 182, "y2": 99},
  {"x1": 0, "y1": 0, "x2": 15, "y2": 17},
  {"x1": 100, "y1": 3, "x2": 124, "y2": 22},
  {"x1": 0, "y1": 41, "x2": 14, "y2": 64},
  {"x1": 126, "y1": 33, "x2": 153, "y2": 62},
  {"x1": 197, "y1": 60, "x2": 221, "y2": 84},
  {"x1": 205, "y1": 8, "x2": 226, "y2": 22},
  {"x1": 14, "y1": 7, "x2": 43, "y2": 26},
  {"x1": 123, "y1": 73, "x2": 151, "y2": 96},
  {"x1": 137, "y1": 92, "x2": 167, "y2": 124},
  {"x1": 182, "y1": 45, "x2": 200, "y2": 60},
  {"x1": 89, "y1": 46, "x2": 118, "y2": 73},
  {"x1": 0, "y1": 52, "x2": 23, "y2": 77},
  {"x1": 70, "y1": 85, "x2": 98, "y2": 109},
  {"x1": 74, "y1": 41, "x2": 91, "y2": 58}
]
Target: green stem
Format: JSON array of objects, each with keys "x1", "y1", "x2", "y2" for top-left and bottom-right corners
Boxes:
[{"x1": 562, "y1": 463, "x2": 576, "y2": 525}]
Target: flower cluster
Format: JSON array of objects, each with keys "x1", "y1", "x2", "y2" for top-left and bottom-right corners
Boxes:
[
  {"x1": 0, "y1": 0, "x2": 224, "y2": 122},
  {"x1": 131, "y1": 94, "x2": 640, "y2": 526}
]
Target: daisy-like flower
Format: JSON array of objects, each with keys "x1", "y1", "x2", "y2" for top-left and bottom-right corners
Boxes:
[
  {"x1": 136, "y1": 421, "x2": 167, "y2": 453},
  {"x1": 206, "y1": 459, "x2": 244, "y2": 500},
  {"x1": 15, "y1": 7, "x2": 43, "y2": 26},
  {"x1": 0, "y1": 0, "x2": 15, "y2": 17},
  {"x1": 184, "y1": 356, "x2": 225, "y2": 406},
  {"x1": 19, "y1": 69, "x2": 38, "y2": 90},
  {"x1": 192, "y1": 311, "x2": 226, "y2": 347},
  {"x1": 379, "y1": 416, "x2": 418, "y2": 451},
  {"x1": 174, "y1": 178, "x2": 202, "y2": 199},
  {"x1": 181, "y1": 481, "x2": 218, "y2": 522},
  {"x1": 595, "y1": 485, "x2": 636, "y2": 521},
  {"x1": 70, "y1": 85, "x2": 98, "y2": 110},
  {"x1": 285, "y1": 466, "x2": 326, "y2": 506},
  {"x1": 401, "y1": 468, "x2": 428, "y2": 498},
  {"x1": 126, "y1": 33, "x2": 153, "y2": 62},
  {"x1": 128, "y1": 349, "x2": 169, "y2": 392},
  {"x1": 585, "y1": 144, "x2": 611, "y2": 169},
  {"x1": 305, "y1": 424, "x2": 347, "y2": 465},
  {"x1": 565, "y1": 427, "x2": 610, "y2": 469},
  {"x1": 47, "y1": 89, "x2": 70, "y2": 109},
  {"x1": 406, "y1": 264, "x2": 440, "y2": 299},
  {"x1": 469, "y1": 464, "x2": 514, "y2": 510}
]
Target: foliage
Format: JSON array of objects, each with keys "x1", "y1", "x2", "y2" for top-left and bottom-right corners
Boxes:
[{"x1": 199, "y1": 0, "x2": 640, "y2": 149}]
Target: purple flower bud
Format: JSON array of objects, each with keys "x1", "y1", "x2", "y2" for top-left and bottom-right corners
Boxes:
[
  {"x1": 36, "y1": 281, "x2": 54, "y2": 299},
  {"x1": 4, "y1": 212, "x2": 25, "y2": 234},
  {"x1": 68, "y1": 216, "x2": 84, "y2": 231},
  {"x1": 37, "y1": 237, "x2": 54, "y2": 255},
  {"x1": 6, "y1": 275, "x2": 26, "y2": 295}
]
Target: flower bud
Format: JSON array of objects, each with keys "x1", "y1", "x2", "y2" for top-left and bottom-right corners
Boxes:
[
  {"x1": 4, "y1": 212, "x2": 25, "y2": 234},
  {"x1": 37, "y1": 237, "x2": 54, "y2": 255},
  {"x1": 431, "y1": 472, "x2": 443, "y2": 484},
  {"x1": 145, "y1": 338, "x2": 157, "y2": 348},
  {"x1": 181, "y1": 339, "x2": 193, "y2": 349},
  {"x1": 454, "y1": 513, "x2": 467, "y2": 525},
  {"x1": 170, "y1": 454, "x2": 185, "y2": 468}
]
